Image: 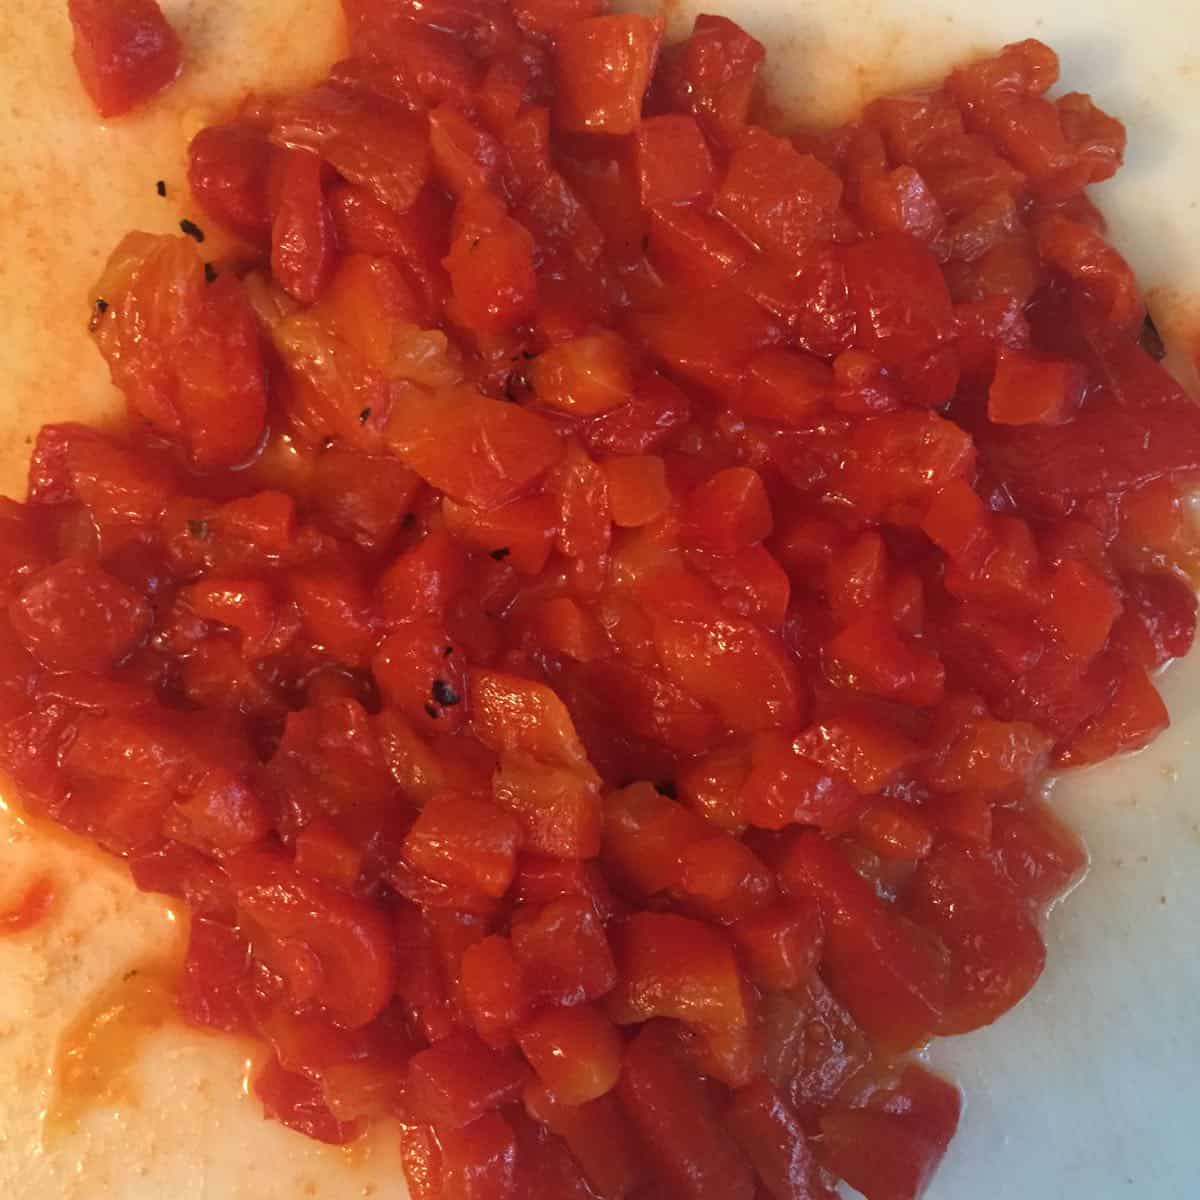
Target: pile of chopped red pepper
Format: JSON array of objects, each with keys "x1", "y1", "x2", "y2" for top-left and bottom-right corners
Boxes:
[{"x1": 17, "y1": 2, "x2": 1200, "y2": 1197}]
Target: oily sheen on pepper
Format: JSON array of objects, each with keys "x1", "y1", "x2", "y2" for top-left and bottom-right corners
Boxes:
[{"x1": 16, "y1": 3, "x2": 1200, "y2": 1198}]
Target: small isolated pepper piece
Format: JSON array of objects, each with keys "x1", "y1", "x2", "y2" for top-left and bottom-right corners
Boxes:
[{"x1": 68, "y1": 0, "x2": 181, "y2": 117}]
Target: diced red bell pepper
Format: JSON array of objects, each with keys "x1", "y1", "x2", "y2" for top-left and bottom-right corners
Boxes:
[
  {"x1": 1114, "y1": 572, "x2": 1197, "y2": 670},
  {"x1": 310, "y1": 445, "x2": 422, "y2": 552},
  {"x1": 407, "y1": 1031, "x2": 532, "y2": 1129},
  {"x1": 988, "y1": 346, "x2": 1086, "y2": 426},
  {"x1": 68, "y1": 0, "x2": 181, "y2": 117},
  {"x1": 462, "y1": 934, "x2": 529, "y2": 1046},
  {"x1": 920, "y1": 478, "x2": 993, "y2": 568},
  {"x1": 727, "y1": 1077, "x2": 834, "y2": 1200},
  {"x1": 791, "y1": 715, "x2": 921, "y2": 796},
  {"x1": 618, "y1": 1023, "x2": 756, "y2": 1200},
  {"x1": 656, "y1": 13, "x2": 766, "y2": 146},
  {"x1": 778, "y1": 831, "x2": 947, "y2": 1051},
  {"x1": 732, "y1": 898, "x2": 824, "y2": 993},
  {"x1": 684, "y1": 467, "x2": 773, "y2": 555},
  {"x1": 716, "y1": 131, "x2": 843, "y2": 259},
  {"x1": 403, "y1": 792, "x2": 522, "y2": 898},
  {"x1": 818, "y1": 1067, "x2": 960, "y2": 1200},
  {"x1": 826, "y1": 531, "x2": 888, "y2": 623},
  {"x1": 177, "y1": 915, "x2": 250, "y2": 1034},
  {"x1": 387, "y1": 387, "x2": 563, "y2": 509},
  {"x1": 294, "y1": 817, "x2": 364, "y2": 890},
  {"x1": 188, "y1": 123, "x2": 276, "y2": 245},
  {"x1": 524, "y1": 1085, "x2": 650, "y2": 1200},
  {"x1": 492, "y1": 751, "x2": 603, "y2": 859},
  {"x1": 10, "y1": 558, "x2": 150, "y2": 674},
  {"x1": 855, "y1": 800, "x2": 935, "y2": 862},
  {"x1": 906, "y1": 841, "x2": 1045, "y2": 1035},
  {"x1": 428, "y1": 103, "x2": 503, "y2": 197},
  {"x1": 647, "y1": 206, "x2": 751, "y2": 288},
  {"x1": 470, "y1": 669, "x2": 589, "y2": 767},
  {"x1": 511, "y1": 894, "x2": 618, "y2": 1008},
  {"x1": 633, "y1": 285, "x2": 784, "y2": 401},
  {"x1": 1056, "y1": 652, "x2": 1169, "y2": 766},
  {"x1": 443, "y1": 494, "x2": 558, "y2": 576},
  {"x1": 739, "y1": 349, "x2": 834, "y2": 426},
  {"x1": 599, "y1": 455, "x2": 669, "y2": 529},
  {"x1": 511, "y1": 856, "x2": 616, "y2": 922},
  {"x1": 272, "y1": 83, "x2": 431, "y2": 215},
  {"x1": 291, "y1": 568, "x2": 378, "y2": 668},
  {"x1": 1039, "y1": 559, "x2": 1122, "y2": 660},
  {"x1": 378, "y1": 531, "x2": 468, "y2": 626},
  {"x1": 228, "y1": 846, "x2": 397, "y2": 1029},
  {"x1": 826, "y1": 611, "x2": 946, "y2": 708},
  {"x1": 444, "y1": 193, "x2": 539, "y2": 335},
  {"x1": 990, "y1": 802, "x2": 1087, "y2": 907},
  {"x1": 530, "y1": 332, "x2": 636, "y2": 416},
  {"x1": 440, "y1": 1111, "x2": 519, "y2": 1200},
  {"x1": 954, "y1": 294, "x2": 1032, "y2": 384},
  {"x1": 584, "y1": 372, "x2": 691, "y2": 457},
  {"x1": 1036, "y1": 213, "x2": 1141, "y2": 332},
  {"x1": 741, "y1": 731, "x2": 861, "y2": 833},
  {"x1": 843, "y1": 234, "x2": 955, "y2": 371},
  {"x1": 328, "y1": 181, "x2": 450, "y2": 319},
  {"x1": 513, "y1": 0, "x2": 604, "y2": 36},
  {"x1": 635, "y1": 114, "x2": 718, "y2": 209},
  {"x1": 256, "y1": 1057, "x2": 363, "y2": 1146},
  {"x1": 271, "y1": 149, "x2": 337, "y2": 305},
  {"x1": 399, "y1": 1124, "x2": 446, "y2": 1200},
  {"x1": 518, "y1": 1003, "x2": 623, "y2": 1105},
  {"x1": 91, "y1": 234, "x2": 269, "y2": 469},
  {"x1": 554, "y1": 15, "x2": 663, "y2": 135},
  {"x1": 845, "y1": 410, "x2": 976, "y2": 522},
  {"x1": 602, "y1": 782, "x2": 706, "y2": 896},
  {"x1": 858, "y1": 165, "x2": 945, "y2": 243},
  {"x1": 924, "y1": 698, "x2": 1051, "y2": 794},
  {"x1": 677, "y1": 834, "x2": 777, "y2": 923},
  {"x1": 608, "y1": 911, "x2": 757, "y2": 1086}
]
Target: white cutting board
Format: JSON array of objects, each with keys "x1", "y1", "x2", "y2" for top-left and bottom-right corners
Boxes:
[{"x1": 0, "y1": 2, "x2": 1196, "y2": 1197}]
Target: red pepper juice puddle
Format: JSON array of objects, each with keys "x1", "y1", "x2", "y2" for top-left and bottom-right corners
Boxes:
[
  {"x1": 2, "y1": 3, "x2": 1200, "y2": 1200},
  {"x1": 43, "y1": 958, "x2": 180, "y2": 1142}
]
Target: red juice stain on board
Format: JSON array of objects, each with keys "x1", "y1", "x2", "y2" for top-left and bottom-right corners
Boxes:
[{"x1": 0, "y1": 874, "x2": 55, "y2": 934}]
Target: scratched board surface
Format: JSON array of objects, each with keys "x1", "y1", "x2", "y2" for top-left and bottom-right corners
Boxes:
[{"x1": 0, "y1": 2, "x2": 1197, "y2": 1198}]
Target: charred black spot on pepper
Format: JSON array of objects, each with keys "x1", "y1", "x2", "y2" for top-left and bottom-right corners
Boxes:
[
  {"x1": 401, "y1": 512, "x2": 417, "y2": 530},
  {"x1": 654, "y1": 780, "x2": 678, "y2": 800},
  {"x1": 180, "y1": 219, "x2": 206, "y2": 244},
  {"x1": 359, "y1": 407, "x2": 372, "y2": 424},
  {"x1": 443, "y1": 645, "x2": 454, "y2": 657},
  {"x1": 156, "y1": 180, "x2": 167, "y2": 198},
  {"x1": 204, "y1": 262, "x2": 218, "y2": 284},
  {"x1": 490, "y1": 547, "x2": 511, "y2": 561},
  {"x1": 503, "y1": 371, "x2": 525, "y2": 403},
  {"x1": 88, "y1": 297, "x2": 109, "y2": 333},
  {"x1": 432, "y1": 679, "x2": 461, "y2": 707},
  {"x1": 187, "y1": 518, "x2": 211, "y2": 541},
  {"x1": 424, "y1": 702, "x2": 441, "y2": 720},
  {"x1": 1139, "y1": 312, "x2": 1167, "y2": 362}
]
